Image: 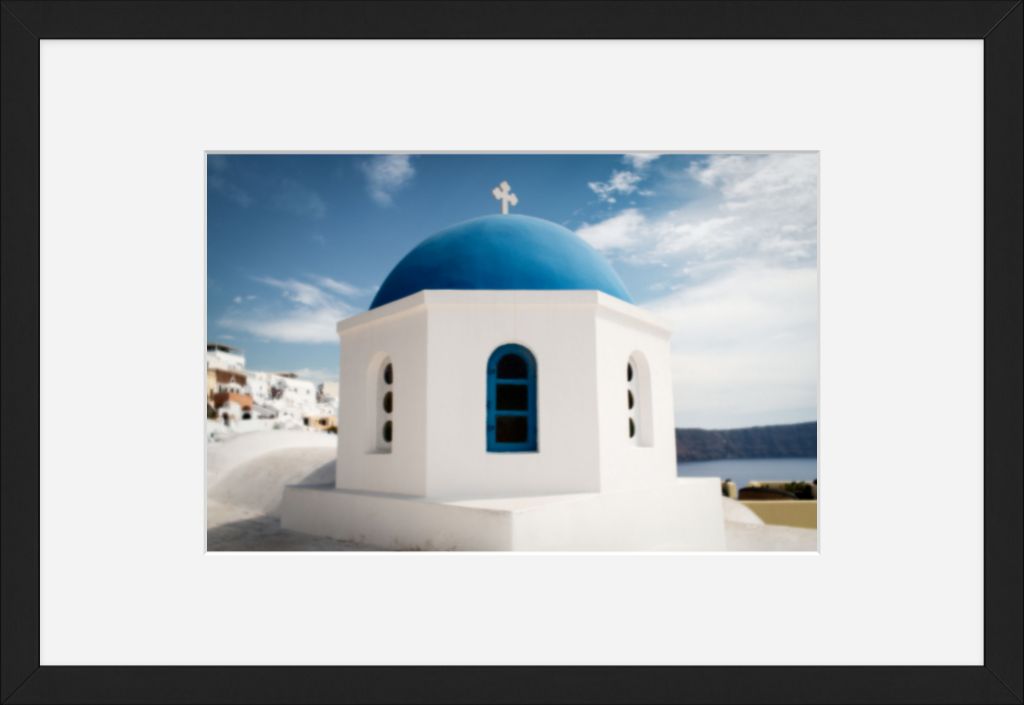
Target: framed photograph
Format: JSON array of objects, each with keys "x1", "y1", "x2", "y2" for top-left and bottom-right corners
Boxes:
[
  {"x1": 3, "y1": 1, "x2": 1020, "y2": 703},
  {"x1": 205, "y1": 151, "x2": 819, "y2": 555}
]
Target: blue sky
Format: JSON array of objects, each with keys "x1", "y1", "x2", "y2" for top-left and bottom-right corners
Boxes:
[{"x1": 208, "y1": 153, "x2": 817, "y2": 429}]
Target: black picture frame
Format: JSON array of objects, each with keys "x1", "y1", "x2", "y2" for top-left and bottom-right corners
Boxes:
[{"x1": 2, "y1": 2, "x2": 1020, "y2": 703}]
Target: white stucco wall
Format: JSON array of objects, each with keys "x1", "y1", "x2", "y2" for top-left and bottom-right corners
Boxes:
[
  {"x1": 335, "y1": 304, "x2": 429, "y2": 496},
  {"x1": 282, "y1": 477, "x2": 725, "y2": 551},
  {"x1": 247, "y1": 372, "x2": 271, "y2": 404},
  {"x1": 247, "y1": 370, "x2": 322, "y2": 421},
  {"x1": 334, "y1": 290, "x2": 675, "y2": 500},
  {"x1": 274, "y1": 375, "x2": 317, "y2": 405},
  {"x1": 593, "y1": 300, "x2": 678, "y2": 493},
  {"x1": 422, "y1": 291, "x2": 603, "y2": 498}
]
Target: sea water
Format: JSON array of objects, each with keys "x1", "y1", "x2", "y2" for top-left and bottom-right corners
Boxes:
[{"x1": 677, "y1": 458, "x2": 817, "y2": 487}]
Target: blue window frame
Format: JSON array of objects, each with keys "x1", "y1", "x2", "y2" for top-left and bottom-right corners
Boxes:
[{"x1": 486, "y1": 344, "x2": 537, "y2": 452}]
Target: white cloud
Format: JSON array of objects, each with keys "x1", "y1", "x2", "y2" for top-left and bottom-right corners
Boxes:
[
  {"x1": 222, "y1": 276, "x2": 362, "y2": 344},
  {"x1": 579, "y1": 153, "x2": 819, "y2": 427},
  {"x1": 313, "y1": 276, "x2": 367, "y2": 298},
  {"x1": 221, "y1": 306, "x2": 347, "y2": 344},
  {"x1": 587, "y1": 170, "x2": 643, "y2": 203},
  {"x1": 578, "y1": 153, "x2": 818, "y2": 273},
  {"x1": 576, "y1": 208, "x2": 647, "y2": 250},
  {"x1": 623, "y1": 153, "x2": 661, "y2": 170},
  {"x1": 588, "y1": 158, "x2": 662, "y2": 203},
  {"x1": 254, "y1": 277, "x2": 333, "y2": 308},
  {"x1": 647, "y1": 266, "x2": 818, "y2": 428},
  {"x1": 361, "y1": 155, "x2": 415, "y2": 206}
]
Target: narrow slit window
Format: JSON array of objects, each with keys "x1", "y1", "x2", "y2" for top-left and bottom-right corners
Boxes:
[
  {"x1": 376, "y1": 358, "x2": 394, "y2": 452},
  {"x1": 628, "y1": 353, "x2": 652, "y2": 447}
]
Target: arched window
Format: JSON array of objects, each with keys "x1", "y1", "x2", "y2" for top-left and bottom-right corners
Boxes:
[
  {"x1": 487, "y1": 344, "x2": 537, "y2": 452},
  {"x1": 377, "y1": 358, "x2": 394, "y2": 452}
]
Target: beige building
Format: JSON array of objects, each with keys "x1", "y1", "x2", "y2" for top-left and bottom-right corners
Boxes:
[{"x1": 207, "y1": 368, "x2": 253, "y2": 421}]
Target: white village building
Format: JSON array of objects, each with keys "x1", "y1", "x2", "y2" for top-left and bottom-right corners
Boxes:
[
  {"x1": 206, "y1": 342, "x2": 246, "y2": 372},
  {"x1": 247, "y1": 371, "x2": 322, "y2": 422},
  {"x1": 206, "y1": 345, "x2": 335, "y2": 432},
  {"x1": 283, "y1": 193, "x2": 725, "y2": 550}
]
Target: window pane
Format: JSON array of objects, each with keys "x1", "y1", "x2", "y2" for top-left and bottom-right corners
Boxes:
[
  {"x1": 627, "y1": 362, "x2": 633, "y2": 382},
  {"x1": 383, "y1": 391, "x2": 393, "y2": 413},
  {"x1": 495, "y1": 415, "x2": 528, "y2": 443},
  {"x1": 496, "y1": 353, "x2": 528, "y2": 379},
  {"x1": 628, "y1": 389, "x2": 634, "y2": 409},
  {"x1": 382, "y1": 420, "x2": 393, "y2": 443},
  {"x1": 629, "y1": 418, "x2": 636, "y2": 438},
  {"x1": 496, "y1": 384, "x2": 528, "y2": 410},
  {"x1": 383, "y1": 363, "x2": 393, "y2": 385}
]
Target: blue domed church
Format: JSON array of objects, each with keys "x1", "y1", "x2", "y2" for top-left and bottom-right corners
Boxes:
[{"x1": 282, "y1": 205, "x2": 726, "y2": 551}]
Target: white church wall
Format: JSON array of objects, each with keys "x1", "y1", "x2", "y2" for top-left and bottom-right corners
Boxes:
[
  {"x1": 284, "y1": 290, "x2": 727, "y2": 551},
  {"x1": 593, "y1": 296, "x2": 678, "y2": 493},
  {"x1": 331, "y1": 291, "x2": 677, "y2": 500},
  {"x1": 335, "y1": 302, "x2": 429, "y2": 496},
  {"x1": 509, "y1": 478, "x2": 726, "y2": 550},
  {"x1": 282, "y1": 477, "x2": 725, "y2": 551},
  {"x1": 281, "y1": 486, "x2": 513, "y2": 550},
  {"x1": 421, "y1": 291, "x2": 603, "y2": 498}
]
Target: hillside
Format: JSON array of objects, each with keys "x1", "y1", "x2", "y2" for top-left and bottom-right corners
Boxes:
[{"x1": 676, "y1": 422, "x2": 817, "y2": 462}]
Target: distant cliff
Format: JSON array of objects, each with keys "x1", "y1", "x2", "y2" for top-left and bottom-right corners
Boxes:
[{"x1": 676, "y1": 422, "x2": 817, "y2": 462}]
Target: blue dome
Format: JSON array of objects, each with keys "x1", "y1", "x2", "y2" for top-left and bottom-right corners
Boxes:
[{"x1": 370, "y1": 215, "x2": 633, "y2": 309}]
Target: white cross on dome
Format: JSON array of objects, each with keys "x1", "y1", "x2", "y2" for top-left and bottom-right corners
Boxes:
[{"x1": 491, "y1": 180, "x2": 518, "y2": 215}]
